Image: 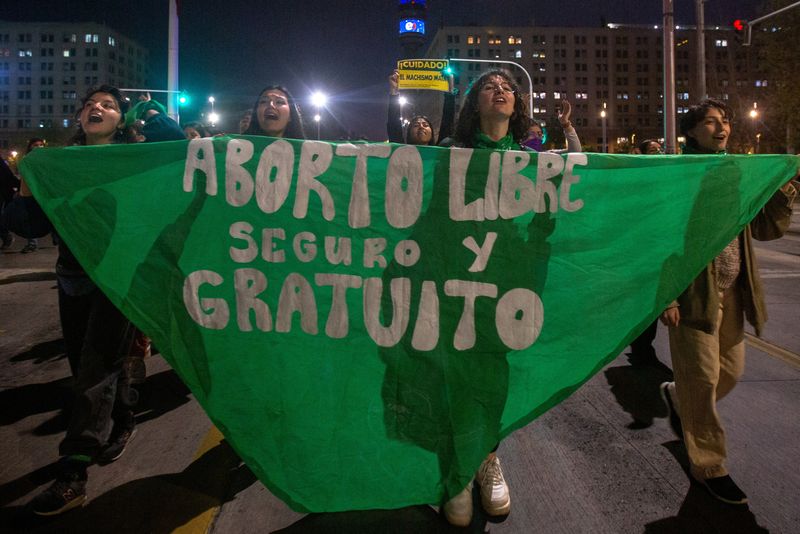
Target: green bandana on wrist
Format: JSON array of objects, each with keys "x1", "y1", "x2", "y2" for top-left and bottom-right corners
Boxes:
[{"x1": 124, "y1": 100, "x2": 167, "y2": 128}]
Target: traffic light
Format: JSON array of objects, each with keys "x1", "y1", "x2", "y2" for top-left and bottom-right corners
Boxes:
[
  {"x1": 733, "y1": 19, "x2": 748, "y2": 34},
  {"x1": 178, "y1": 92, "x2": 189, "y2": 106}
]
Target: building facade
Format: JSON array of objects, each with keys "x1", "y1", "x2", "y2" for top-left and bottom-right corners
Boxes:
[
  {"x1": 0, "y1": 21, "x2": 150, "y2": 154},
  {"x1": 426, "y1": 24, "x2": 767, "y2": 152}
]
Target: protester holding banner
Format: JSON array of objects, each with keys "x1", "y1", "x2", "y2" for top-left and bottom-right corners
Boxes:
[
  {"x1": 659, "y1": 98, "x2": 797, "y2": 505},
  {"x1": 8, "y1": 85, "x2": 184, "y2": 516},
  {"x1": 521, "y1": 102, "x2": 582, "y2": 154},
  {"x1": 433, "y1": 68, "x2": 536, "y2": 526},
  {"x1": 387, "y1": 69, "x2": 456, "y2": 146},
  {"x1": 243, "y1": 85, "x2": 306, "y2": 139}
]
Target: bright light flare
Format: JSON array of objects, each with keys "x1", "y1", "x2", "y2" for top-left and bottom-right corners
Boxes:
[{"x1": 311, "y1": 91, "x2": 327, "y2": 108}]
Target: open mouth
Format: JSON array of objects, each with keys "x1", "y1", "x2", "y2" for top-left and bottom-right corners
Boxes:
[
  {"x1": 263, "y1": 112, "x2": 279, "y2": 121},
  {"x1": 87, "y1": 114, "x2": 103, "y2": 123},
  {"x1": 493, "y1": 97, "x2": 507, "y2": 104}
]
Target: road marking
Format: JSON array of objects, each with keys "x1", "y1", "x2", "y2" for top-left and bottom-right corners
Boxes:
[
  {"x1": 745, "y1": 334, "x2": 800, "y2": 370},
  {"x1": 760, "y1": 272, "x2": 800, "y2": 279},
  {"x1": 173, "y1": 425, "x2": 225, "y2": 534}
]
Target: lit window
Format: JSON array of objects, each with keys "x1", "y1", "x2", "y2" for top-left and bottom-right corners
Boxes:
[
  {"x1": 553, "y1": 92, "x2": 562, "y2": 99},
  {"x1": 85, "y1": 34, "x2": 92, "y2": 43},
  {"x1": 467, "y1": 35, "x2": 474, "y2": 44},
  {"x1": 62, "y1": 118, "x2": 69, "y2": 127},
  {"x1": 715, "y1": 39, "x2": 728, "y2": 47},
  {"x1": 514, "y1": 50, "x2": 522, "y2": 58}
]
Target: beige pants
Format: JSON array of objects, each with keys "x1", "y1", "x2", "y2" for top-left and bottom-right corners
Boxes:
[{"x1": 668, "y1": 287, "x2": 746, "y2": 480}]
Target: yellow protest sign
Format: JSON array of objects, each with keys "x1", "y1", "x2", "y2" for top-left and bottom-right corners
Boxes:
[{"x1": 397, "y1": 59, "x2": 450, "y2": 91}]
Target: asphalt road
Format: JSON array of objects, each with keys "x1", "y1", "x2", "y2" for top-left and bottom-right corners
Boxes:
[{"x1": 1, "y1": 210, "x2": 798, "y2": 533}]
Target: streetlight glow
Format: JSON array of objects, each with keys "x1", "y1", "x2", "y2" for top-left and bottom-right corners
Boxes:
[
  {"x1": 209, "y1": 112, "x2": 220, "y2": 125},
  {"x1": 311, "y1": 91, "x2": 328, "y2": 108},
  {"x1": 208, "y1": 96, "x2": 215, "y2": 104},
  {"x1": 399, "y1": 96, "x2": 408, "y2": 107},
  {"x1": 314, "y1": 114, "x2": 321, "y2": 122}
]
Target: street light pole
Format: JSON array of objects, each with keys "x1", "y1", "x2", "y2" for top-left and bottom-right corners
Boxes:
[
  {"x1": 663, "y1": 0, "x2": 677, "y2": 154},
  {"x1": 167, "y1": 0, "x2": 179, "y2": 122},
  {"x1": 310, "y1": 91, "x2": 327, "y2": 141},
  {"x1": 695, "y1": 0, "x2": 707, "y2": 99},
  {"x1": 749, "y1": 102, "x2": 759, "y2": 153},
  {"x1": 208, "y1": 96, "x2": 218, "y2": 128},
  {"x1": 600, "y1": 102, "x2": 607, "y2": 153}
]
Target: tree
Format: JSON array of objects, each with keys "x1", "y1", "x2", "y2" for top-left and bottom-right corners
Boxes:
[{"x1": 758, "y1": 0, "x2": 800, "y2": 153}]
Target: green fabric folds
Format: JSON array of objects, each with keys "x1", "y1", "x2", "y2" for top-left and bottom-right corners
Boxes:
[{"x1": 20, "y1": 136, "x2": 798, "y2": 512}]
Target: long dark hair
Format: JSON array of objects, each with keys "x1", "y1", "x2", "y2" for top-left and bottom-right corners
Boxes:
[
  {"x1": 25, "y1": 137, "x2": 45, "y2": 154},
  {"x1": 244, "y1": 85, "x2": 306, "y2": 140},
  {"x1": 69, "y1": 85, "x2": 130, "y2": 146},
  {"x1": 408, "y1": 114, "x2": 436, "y2": 146},
  {"x1": 453, "y1": 69, "x2": 531, "y2": 146}
]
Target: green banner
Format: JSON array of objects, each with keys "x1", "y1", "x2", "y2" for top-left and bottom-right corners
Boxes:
[{"x1": 21, "y1": 137, "x2": 798, "y2": 512}]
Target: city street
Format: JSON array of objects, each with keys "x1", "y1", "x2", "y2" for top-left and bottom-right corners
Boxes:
[{"x1": 1, "y1": 209, "x2": 799, "y2": 534}]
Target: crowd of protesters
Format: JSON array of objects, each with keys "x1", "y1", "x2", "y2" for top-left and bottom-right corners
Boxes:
[{"x1": 0, "y1": 71, "x2": 796, "y2": 525}]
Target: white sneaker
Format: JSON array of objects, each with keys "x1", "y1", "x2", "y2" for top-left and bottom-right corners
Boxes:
[
  {"x1": 443, "y1": 481, "x2": 473, "y2": 527},
  {"x1": 475, "y1": 455, "x2": 511, "y2": 516}
]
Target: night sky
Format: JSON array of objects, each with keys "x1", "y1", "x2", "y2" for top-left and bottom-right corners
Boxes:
[{"x1": 5, "y1": 0, "x2": 766, "y2": 139}]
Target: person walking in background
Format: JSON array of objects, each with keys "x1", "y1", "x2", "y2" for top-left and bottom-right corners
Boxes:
[
  {"x1": 629, "y1": 139, "x2": 664, "y2": 365},
  {"x1": 18, "y1": 138, "x2": 47, "y2": 253},
  {"x1": 0, "y1": 156, "x2": 18, "y2": 251}
]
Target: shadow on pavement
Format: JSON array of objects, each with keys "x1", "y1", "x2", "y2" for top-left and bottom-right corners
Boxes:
[
  {"x1": 273, "y1": 505, "x2": 479, "y2": 534},
  {"x1": 25, "y1": 367, "x2": 192, "y2": 437},
  {"x1": 133, "y1": 368, "x2": 192, "y2": 426},
  {"x1": 604, "y1": 354, "x2": 673, "y2": 429},
  {"x1": 0, "y1": 461, "x2": 61, "y2": 509},
  {"x1": 643, "y1": 441, "x2": 769, "y2": 534},
  {"x1": 0, "y1": 272, "x2": 57, "y2": 286},
  {"x1": 10, "y1": 339, "x2": 65, "y2": 366},
  {"x1": 0, "y1": 441, "x2": 257, "y2": 533},
  {"x1": 274, "y1": 483, "x2": 502, "y2": 534},
  {"x1": 0, "y1": 376, "x2": 72, "y2": 427}
]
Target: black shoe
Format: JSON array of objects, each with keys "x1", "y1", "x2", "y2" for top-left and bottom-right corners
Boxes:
[
  {"x1": 20, "y1": 242, "x2": 38, "y2": 253},
  {"x1": 31, "y1": 465, "x2": 87, "y2": 516},
  {"x1": 660, "y1": 382, "x2": 683, "y2": 439},
  {"x1": 701, "y1": 475, "x2": 748, "y2": 505},
  {"x1": 97, "y1": 423, "x2": 137, "y2": 464},
  {"x1": 0, "y1": 233, "x2": 13, "y2": 250}
]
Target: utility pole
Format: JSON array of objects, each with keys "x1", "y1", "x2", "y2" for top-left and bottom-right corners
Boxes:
[
  {"x1": 167, "y1": 0, "x2": 179, "y2": 123},
  {"x1": 663, "y1": 0, "x2": 677, "y2": 153},
  {"x1": 695, "y1": 0, "x2": 707, "y2": 99}
]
